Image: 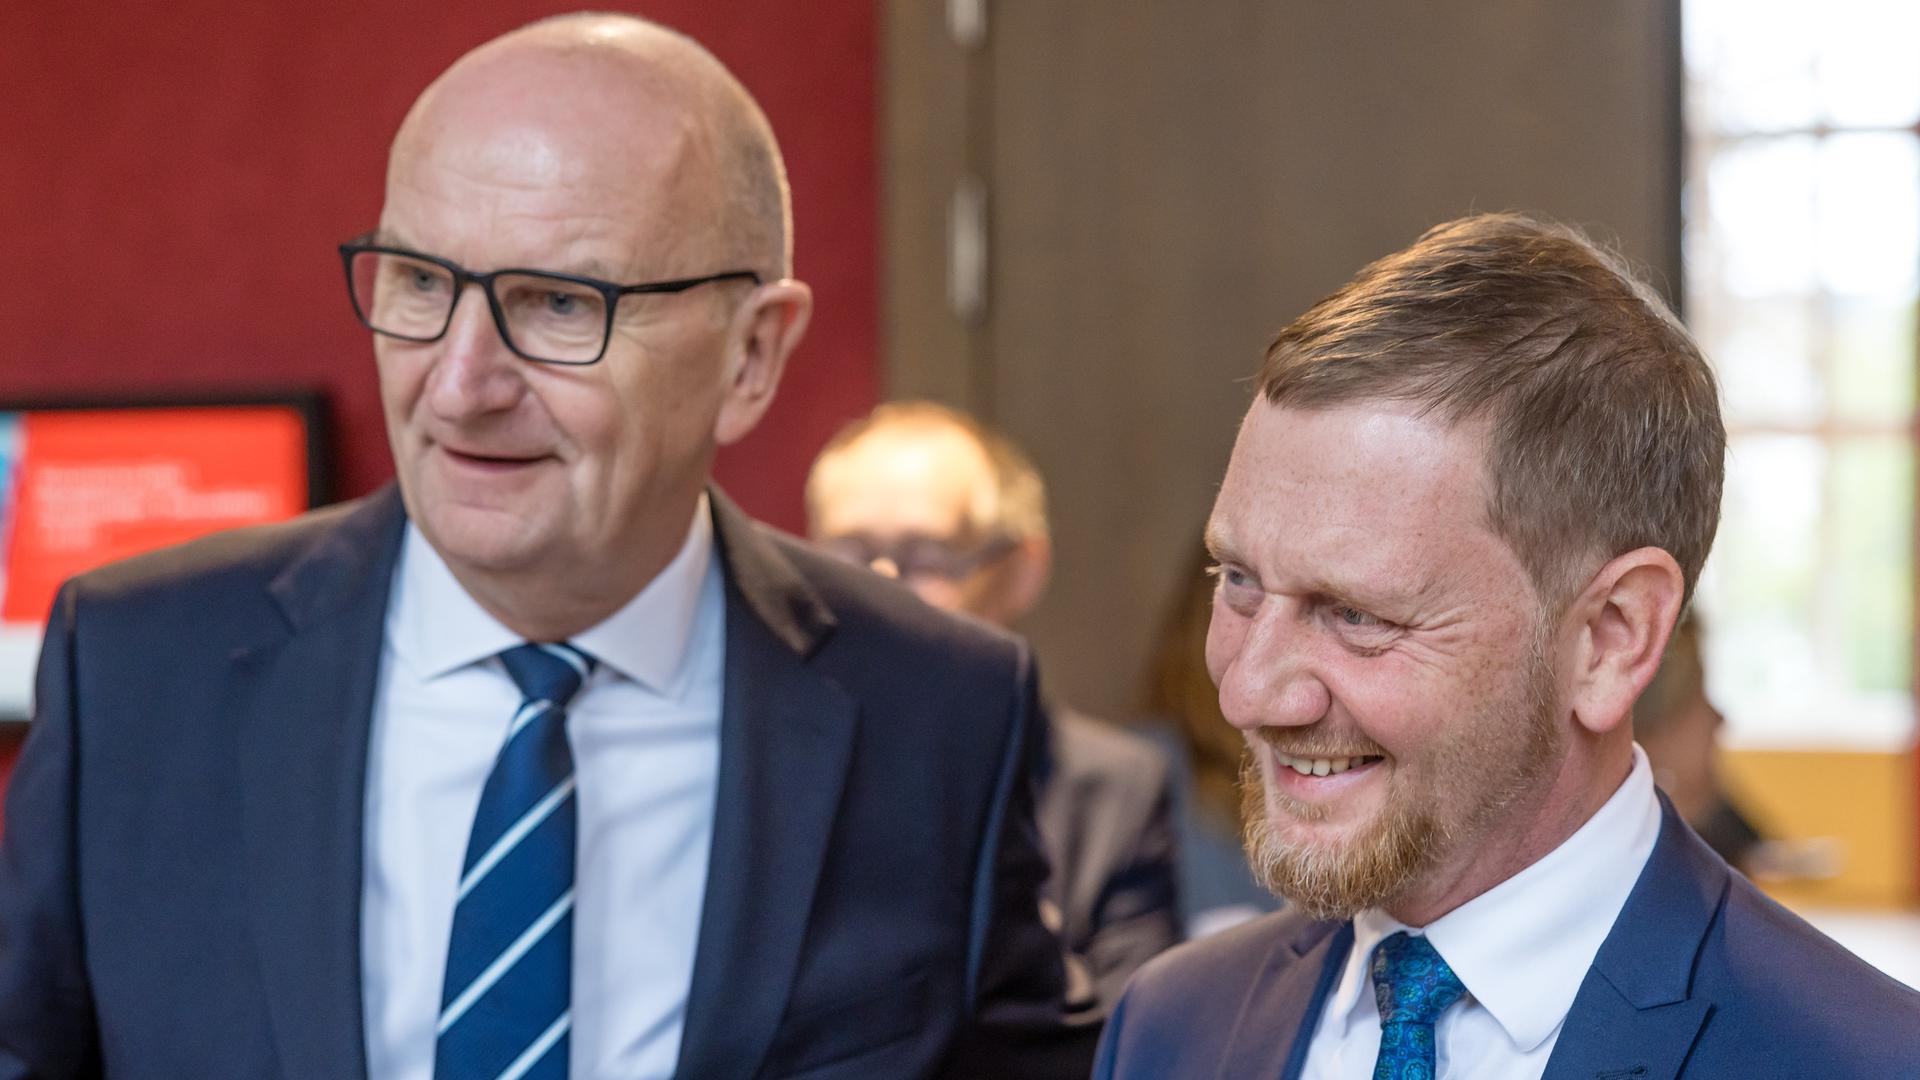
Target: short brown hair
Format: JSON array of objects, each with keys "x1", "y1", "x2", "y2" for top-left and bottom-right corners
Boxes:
[
  {"x1": 806, "y1": 401, "x2": 1051, "y2": 542},
  {"x1": 1257, "y1": 213, "x2": 1724, "y2": 607}
]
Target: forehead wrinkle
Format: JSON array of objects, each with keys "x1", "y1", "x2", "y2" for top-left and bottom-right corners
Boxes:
[
  {"x1": 1217, "y1": 401, "x2": 1508, "y2": 618},
  {"x1": 379, "y1": 192, "x2": 635, "y2": 278}
]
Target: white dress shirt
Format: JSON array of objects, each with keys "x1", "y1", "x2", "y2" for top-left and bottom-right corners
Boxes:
[
  {"x1": 362, "y1": 497, "x2": 724, "y2": 1080},
  {"x1": 1300, "y1": 745, "x2": 1662, "y2": 1080}
]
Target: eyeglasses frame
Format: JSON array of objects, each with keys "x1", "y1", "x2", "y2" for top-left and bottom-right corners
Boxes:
[
  {"x1": 338, "y1": 240, "x2": 762, "y2": 366},
  {"x1": 822, "y1": 532, "x2": 1023, "y2": 582}
]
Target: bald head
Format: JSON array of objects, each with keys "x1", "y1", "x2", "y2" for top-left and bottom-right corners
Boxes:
[
  {"x1": 366, "y1": 13, "x2": 816, "y2": 642},
  {"x1": 807, "y1": 402, "x2": 1051, "y2": 545},
  {"x1": 389, "y1": 12, "x2": 791, "y2": 277},
  {"x1": 806, "y1": 402, "x2": 1054, "y2": 627}
]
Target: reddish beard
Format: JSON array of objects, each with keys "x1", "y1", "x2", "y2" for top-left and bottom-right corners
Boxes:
[
  {"x1": 1239, "y1": 753, "x2": 1445, "y2": 920},
  {"x1": 1237, "y1": 627, "x2": 1560, "y2": 920}
]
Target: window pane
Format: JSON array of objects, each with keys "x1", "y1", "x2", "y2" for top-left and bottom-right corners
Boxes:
[
  {"x1": 1814, "y1": 0, "x2": 1920, "y2": 126},
  {"x1": 1830, "y1": 298, "x2": 1918, "y2": 425},
  {"x1": 1832, "y1": 437, "x2": 1912, "y2": 698},
  {"x1": 1694, "y1": 291, "x2": 1822, "y2": 426},
  {"x1": 1700, "y1": 435, "x2": 1917, "y2": 746},
  {"x1": 1685, "y1": 0, "x2": 1820, "y2": 132},
  {"x1": 1815, "y1": 134, "x2": 1920, "y2": 299},
  {"x1": 1696, "y1": 136, "x2": 1818, "y2": 297},
  {"x1": 1699, "y1": 435, "x2": 1825, "y2": 742}
]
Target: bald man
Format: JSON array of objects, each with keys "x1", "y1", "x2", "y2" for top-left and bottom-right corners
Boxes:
[
  {"x1": 0, "y1": 15, "x2": 1096, "y2": 1080},
  {"x1": 807, "y1": 403, "x2": 1183, "y2": 1006}
]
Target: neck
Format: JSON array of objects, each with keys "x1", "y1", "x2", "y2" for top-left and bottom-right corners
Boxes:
[
  {"x1": 1384, "y1": 734, "x2": 1634, "y2": 927},
  {"x1": 442, "y1": 494, "x2": 701, "y2": 642}
]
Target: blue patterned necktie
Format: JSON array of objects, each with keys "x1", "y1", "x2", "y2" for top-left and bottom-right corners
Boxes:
[
  {"x1": 435, "y1": 642, "x2": 595, "y2": 1080},
  {"x1": 1369, "y1": 931, "x2": 1468, "y2": 1080}
]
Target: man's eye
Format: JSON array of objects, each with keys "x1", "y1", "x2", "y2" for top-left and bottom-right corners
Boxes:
[
  {"x1": 1334, "y1": 606, "x2": 1378, "y2": 627},
  {"x1": 1215, "y1": 564, "x2": 1255, "y2": 591},
  {"x1": 405, "y1": 267, "x2": 445, "y2": 293}
]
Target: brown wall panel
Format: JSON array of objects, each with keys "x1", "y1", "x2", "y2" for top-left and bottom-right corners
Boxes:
[{"x1": 887, "y1": 1, "x2": 1682, "y2": 721}]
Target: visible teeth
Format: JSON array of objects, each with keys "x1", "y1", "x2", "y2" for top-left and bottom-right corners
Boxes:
[{"x1": 1276, "y1": 752, "x2": 1370, "y2": 777}]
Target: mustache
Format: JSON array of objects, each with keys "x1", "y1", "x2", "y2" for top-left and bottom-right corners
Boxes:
[{"x1": 1249, "y1": 726, "x2": 1387, "y2": 760}]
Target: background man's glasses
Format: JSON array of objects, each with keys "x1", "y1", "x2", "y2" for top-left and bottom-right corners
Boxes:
[
  {"x1": 820, "y1": 533, "x2": 1019, "y2": 581},
  {"x1": 339, "y1": 242, "x2": 761, "y2": 365}
]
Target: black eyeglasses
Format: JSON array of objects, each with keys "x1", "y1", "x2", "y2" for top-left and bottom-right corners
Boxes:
[{"x1": 338, "y1": 241, "x2": 761, "y2": 365}]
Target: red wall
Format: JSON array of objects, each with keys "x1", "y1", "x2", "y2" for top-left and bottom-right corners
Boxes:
[{"x1": 0, "y1": 1, "x2": 877, "y2": 534}]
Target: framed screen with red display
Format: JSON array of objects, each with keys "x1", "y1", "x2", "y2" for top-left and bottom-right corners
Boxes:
[{"x1": 0, "y1": 394, "x2": 326, "y2": 720}]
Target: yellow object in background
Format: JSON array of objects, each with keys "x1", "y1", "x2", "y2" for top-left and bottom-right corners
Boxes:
[{"x1": 1720, "y1": 748, "x2": 1917, "y2": 909}]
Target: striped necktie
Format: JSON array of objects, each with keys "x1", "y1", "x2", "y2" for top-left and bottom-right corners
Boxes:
[
  {"x1": 1369, "y1": 931, "x2": 1467, "y2": 1080},
  {"x1": 435, "y1": 642, "x2": 594, "y2": 1080}
]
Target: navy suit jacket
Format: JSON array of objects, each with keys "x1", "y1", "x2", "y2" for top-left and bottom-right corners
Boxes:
[
  {"x1": 0, "y1": 487, "x2": 1098, "y2": 1079},
  {"x1": 1037, "y1": 710, "x2": 1181, "y2": 1006},
  {"x1": 1096, "y1": 797, "x2": 1920, "y2": 1079}
]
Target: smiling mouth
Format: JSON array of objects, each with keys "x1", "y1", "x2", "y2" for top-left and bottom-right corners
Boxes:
[
  {"x1": 1269, "y1": 751, "x2": 1385, "y2": 778},
  {"x1": 443, "y1": 447, "x2": 543, "y2": 467}
]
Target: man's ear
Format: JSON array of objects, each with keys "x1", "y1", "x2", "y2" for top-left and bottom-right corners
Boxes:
[
  {"x1": 1564, "y1": 547, "x2": 1686, "y2": 737},
  {"x1": 715, "y1": 279, "x2": 813, "y2": 447}
]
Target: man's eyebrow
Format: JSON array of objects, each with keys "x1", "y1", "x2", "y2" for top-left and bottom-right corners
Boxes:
[
  {"x1": 1201, "y1": 526, "x2": 1435, "y2": 610},
  {"x1": 352, "y1": 232, "x2": 628, "y2": 282},
  {"x1": 1306, "y1": 567, "x2": 1444, "y2": 617},
  {"x1": 1202, "y1": 524, "x2": 1242, "y2": 567},
  {"x1": 564, "y1": 257, "x2": 627, "y2": 281}
]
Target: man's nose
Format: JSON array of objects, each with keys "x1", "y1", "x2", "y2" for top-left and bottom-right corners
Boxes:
[
  {"x1": 1213, "y1": 606, "x2": 1331, "y2": 732},
  {"x1": 426, "y1": 286, "x2": 526, "y2": 417}
]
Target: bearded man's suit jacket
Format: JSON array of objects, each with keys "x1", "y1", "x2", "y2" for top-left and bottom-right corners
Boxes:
[
  {"x1": 1094, "y1": 798, "x2": 1920, "y2": 1079},
  {"x1": 0, "y1": 487, "x2": 1098, "y2": 1079}
]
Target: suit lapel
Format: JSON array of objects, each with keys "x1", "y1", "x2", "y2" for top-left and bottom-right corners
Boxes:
[
  {"x1": 675, "y1": 492, "x2": 854, "y2": 1080},
  {"x1": 1218, "y1": 920, "x2": 1350, "y2": 1080},
  {"x1": 1542, "y1": 984, "x2": 1710, "y2": 1080},
  {"x1": 234, "y1": 489, "x2": 405, "y2": 1080},
  {"x1": 1543, "y1": 797, "x2": 1726, "y2": 1080}
]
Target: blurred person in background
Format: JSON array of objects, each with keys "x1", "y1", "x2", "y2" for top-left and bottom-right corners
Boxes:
[
  {"x1": 808, "y1": 401, "x2": 1182, "y2": 1006},
  {"x1": 1143, "y1": 549, "x2": 1283, "y2": 937},
  {"x1": 1634, "y1": 614, "x2": 1768, "y2": 873}
]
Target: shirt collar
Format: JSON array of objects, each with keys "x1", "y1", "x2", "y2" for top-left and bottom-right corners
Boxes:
[
  {"x1": 1324, "y1": 746, "x2": 1662, "y2": 1052},
  {"x1": 389, "y1": 494, "x2": 716, "y2": 693}
]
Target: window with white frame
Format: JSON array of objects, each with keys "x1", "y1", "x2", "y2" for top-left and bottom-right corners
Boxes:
[{"x1": 1684, "y1": 0, "x2": 1920, "y2": 747}]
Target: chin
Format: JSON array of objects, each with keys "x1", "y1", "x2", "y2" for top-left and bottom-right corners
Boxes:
[
  {"x1": 1241, "y1": 757, "x2": 1441, "y2": 917},
  {"x1": 417, "y1": 508, "x2": 556, "y2": 575}
]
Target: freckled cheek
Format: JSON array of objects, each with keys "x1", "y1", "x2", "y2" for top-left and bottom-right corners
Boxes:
[
  {"x1": 1321, "y1": 672, "x2": 1441, "y2": 759},
  {"x1": 1203, "y1": 615, "x2": 1242, "y2": 688}
]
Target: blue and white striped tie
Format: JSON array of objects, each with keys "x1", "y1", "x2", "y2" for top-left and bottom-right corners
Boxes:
[{"x1": 435, "y1": 642, "x2": 594, "y2": 1080}]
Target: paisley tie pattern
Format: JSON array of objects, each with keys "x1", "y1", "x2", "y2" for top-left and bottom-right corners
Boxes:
[{"x1": 1369, "y1": 931, "x2": 1467, "y2": 1080}]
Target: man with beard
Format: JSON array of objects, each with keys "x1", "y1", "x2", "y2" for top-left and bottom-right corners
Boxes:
[{"x1": 1094, "y1": 213, "x2": 1920, "y2": 1079}]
